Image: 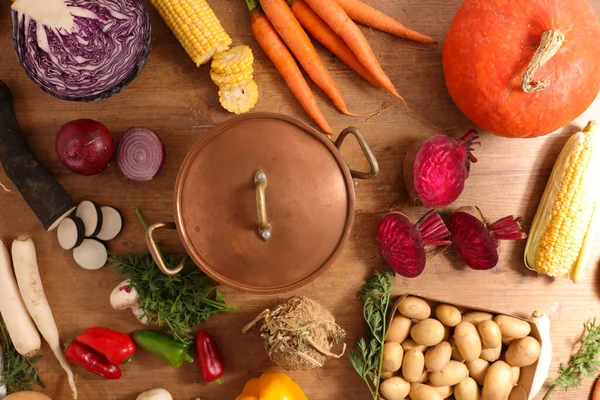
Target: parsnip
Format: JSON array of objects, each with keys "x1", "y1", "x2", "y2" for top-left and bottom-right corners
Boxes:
[
  {"x1": 11, "y1": 235, "x2": 77, "y2": 399},
  {"x1": 0, "y1": 239, "x2": 40, "y2": 356}
]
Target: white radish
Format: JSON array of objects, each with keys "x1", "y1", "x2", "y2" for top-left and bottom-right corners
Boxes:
[
  {"x1": 72, "y1": 239, "x2": 107, "y2": 270},
  {"x1": 96, "y1": 206, "x2": 123, "y2": 241},
  {"x1": 11, "y1": 235, "x2": 77, "y2": 400},
  {"x1": 56, "y1": 217, "x2": 85, "y2": 250},
  {"x1": 110, "y1": 279, "x2": 139, "y2": 310},
  {"x1": 75, "y1": 201, "x2": 103, "y2": 237},
  {"x1": 0, "y1": 343, "x2": 6, "y2": 398},
  {"x1": 136, "y1": 388, "x2": 172, "y2": 400},
  {"x1": 0, "y1": 239, "x2": 41, "y2": 357}
]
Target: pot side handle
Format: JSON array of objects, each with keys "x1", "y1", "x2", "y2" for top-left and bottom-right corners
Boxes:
[
  {"x1": 334, "y1": 127, "x2": 379, "y2": 180},
  {"x1": 146, "y1": 222, "x2": 188, "y2": 276}
]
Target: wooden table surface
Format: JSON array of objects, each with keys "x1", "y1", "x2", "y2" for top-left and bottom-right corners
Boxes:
[{"x1": 1, "y1": 1, "x2": 600, "y2": 399}]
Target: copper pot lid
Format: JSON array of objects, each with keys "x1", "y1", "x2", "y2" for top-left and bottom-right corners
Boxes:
[{"x1": 172, "y1": 113, "x2": 378, "y2": 293}]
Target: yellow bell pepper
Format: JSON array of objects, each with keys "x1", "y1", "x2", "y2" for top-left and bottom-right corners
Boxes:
[{"x1": 235, "y1": 371, "x2": 308, "y2": 400}]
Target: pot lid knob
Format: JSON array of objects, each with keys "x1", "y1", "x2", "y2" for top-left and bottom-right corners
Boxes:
[{"x1": 255, "y1": 169, "x2": 271, "y2": 242}]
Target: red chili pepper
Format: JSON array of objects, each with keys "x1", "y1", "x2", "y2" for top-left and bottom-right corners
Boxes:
[
  {"x1": 65, "y1": 341, "x2": 122, "y2": 380},
  {"x1": 195, "y1": 330, "x2": 224, "y2": 383},
  {"x1": 76, "y1": 326, "x2": 136, "y2": 364}
]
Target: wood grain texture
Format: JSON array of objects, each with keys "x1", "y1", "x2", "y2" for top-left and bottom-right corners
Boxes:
[{"x1": 1, "y1": 0, "x2": 599, "y2": 399}]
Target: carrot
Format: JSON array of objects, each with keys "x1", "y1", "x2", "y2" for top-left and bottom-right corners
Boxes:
[
  {"x1": 302, "y1": 0, "x2": 401, "y2": 99},
  {"x1": 258, "y1": 0, "x2": 352, "y2": 115},
  {"x1": 289, "y1": 0, "x2": 379, "y2": 87},
  {"x1": 245, "y1": 0, "x2": 333, "y2": 134},
  {"x1": 334, "y1": 0, "x2": 435, "y2": 44}
]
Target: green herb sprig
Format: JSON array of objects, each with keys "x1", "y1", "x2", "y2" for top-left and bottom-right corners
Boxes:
[
  {"x1": 542, "y1": 318, "x2": 600, "y2": 399},
  {"x1": 0, "y1": 318, "x2": 44, "y2": 393},
  {"x1": 109, "y1": 210, "x2": 236, "y2": 344},
  {"x1": 349, "y1": 269, "x2": 395, "y2": 400}
]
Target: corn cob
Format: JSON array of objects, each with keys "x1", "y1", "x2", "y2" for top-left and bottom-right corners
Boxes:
[
  {"x1": 210, "y1": 68, "x2": 254, "y2": 87},
  {"x1": 210, "y1": 45, "x2": 258, "y2": 114},
  {"x1": 218, "y1": 80, "x2": 259, "y2": 115},
  {"x1": 525, "y1": 121, "x2": 600, "y2": 281},
  {"x1": 211, "y1": 45, "x2": 254, "y2": 75},
  {"x1": 150, "y1": 0, "x2": 232, "y2": 66}
]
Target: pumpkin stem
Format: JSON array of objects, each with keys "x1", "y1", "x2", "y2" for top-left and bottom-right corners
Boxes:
[{"x1": 521, "y1": 29, "x2": 565, "y2": 93}]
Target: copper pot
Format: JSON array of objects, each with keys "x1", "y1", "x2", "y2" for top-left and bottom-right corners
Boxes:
[{"x1": 146, "y1": 113, "x2": 378, "y2": 294}]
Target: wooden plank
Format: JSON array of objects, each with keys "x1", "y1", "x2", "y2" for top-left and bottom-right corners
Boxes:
[{"x1": 0, "y1": 0, "x2": 599, "y2": 399}]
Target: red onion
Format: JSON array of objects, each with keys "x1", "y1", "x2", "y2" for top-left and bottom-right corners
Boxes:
[
  {"x1": 55, "y1": 119, "x2": 115, "y2": 175},
  {"x1": 117, "y1": 127, "x2": 165, "y2": 182}
]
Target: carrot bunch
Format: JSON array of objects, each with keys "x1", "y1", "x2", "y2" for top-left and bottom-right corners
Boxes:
[{"x1": 244, "y1": 0, "x2": 434, "y2": 134}]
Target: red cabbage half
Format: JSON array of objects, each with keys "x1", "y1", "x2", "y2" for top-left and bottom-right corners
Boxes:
[{"x1": 12, "y1": 0, "x2": 151, "y2": 102}]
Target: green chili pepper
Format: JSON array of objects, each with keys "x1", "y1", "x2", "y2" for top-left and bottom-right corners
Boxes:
[{"x1": 133, "y1": 330, "x2": 194, "y2": 367}]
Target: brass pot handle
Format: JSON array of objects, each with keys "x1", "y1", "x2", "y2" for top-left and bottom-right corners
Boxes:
[
  {"x1": 145, "y1": 222, "x2": 188, "y2": 276},
  {"x1": 335, "y1": 127, "x2": 379, "y2": 180},
  {"x1": 254, "y1": 169, "x2": 272, "y2": 242}
]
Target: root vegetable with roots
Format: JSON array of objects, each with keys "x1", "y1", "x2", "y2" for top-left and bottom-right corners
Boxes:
[{"x1": 242, "y1": 296, "x2": 346, "y2": 370}]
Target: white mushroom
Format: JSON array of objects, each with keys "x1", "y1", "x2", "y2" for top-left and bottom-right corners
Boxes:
[
  {"x1": 131, "y1": 303, "x2": 149, "y2": 325},
  {"x1": 136, "y1": 388, "x2": 172, "y2": 400},
  {"x1": 110, "y1": 279, "x2": 139, "y2": 310}
]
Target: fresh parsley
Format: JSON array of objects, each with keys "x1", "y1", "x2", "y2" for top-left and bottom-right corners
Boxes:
[
  {"x1": 109, "y1": 210, "x2": 236, "y2": 344},
  {"x1": 0, "y1": 318, "x2": 45, "y2": 393},
  {"x1": 349, "y1": 269, "x2": 395, "y2": 400},
  {"x1": 542, "y1": 318, "x2": 600, "y2": 399}
]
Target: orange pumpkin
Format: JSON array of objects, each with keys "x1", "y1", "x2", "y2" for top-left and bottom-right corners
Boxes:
[{"x1": 443, "y1": 0, "x2": 600, "y2": 138}]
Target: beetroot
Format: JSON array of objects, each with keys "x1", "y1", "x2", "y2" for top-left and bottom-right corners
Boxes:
[
  {"x1": 404, "y1": 129, "x2": 479, "y2": 208},
  {"x1": 447, "y1": 206, "x2": 527, "y2": 270},
  {"x1": 377, "y1": 210, "x2": 452, "y2": 278}
]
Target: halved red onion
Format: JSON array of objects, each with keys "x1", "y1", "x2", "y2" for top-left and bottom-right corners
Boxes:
[{"x1": 117, "y1": 127, "x2": 165, "y2": 182}]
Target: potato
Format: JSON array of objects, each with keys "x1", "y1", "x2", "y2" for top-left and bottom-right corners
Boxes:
[
  {"x1": 435, "y1": 304, "x2": 461, "y2": 327},
  {"x1": 386, "y1": 315, "x2": 412, "y2": 343},
  {"x1": 502, "y1": 336, "x2": 517, "y2": 346},
  {"x1": 429, "y1": 360, "x2": 469, "y2": 387},
  {"x1": 381, "y1": 371, "x2": 395, "y2": 380},
  {"x1": 430, "y1": 385, "x2": 453, "y2": 398},
  {"x1": 480, "y1": 345, "x2": 501, "y2": 362},
  {"x1": 454, "y1": 322, "x2": 482, "y2": 361},
  {"x1": 401, "y1": 338, "x2": 428, "y2": 353},
  {"x1": 442, "y1": 325, "x2": 451, "y2": 341},
  {"x1": 482, "y1": 361, "x2": 513, "y2": 400},
  {"x1": 382, "y1": 342, "x2": 404, "y2": 372},
  {"x1": 5, "y1": 394, "x2": 52, "y2": 400},
  {"x1": 411, "y1": 319, "x2": 445, "y2": 346},
  {"x1": 511, "y1": 366, "x2": 520, "y2": 386},
  {"x1": 398, "y1": 296, "x2": 431, "y2": 320},
  {"x1": 505, "y1": 336, "x2": 541, "y2": 367},
  {"x1": 449, "y1": 337, "x2": 464, "y2": 362},
  {"x1": 416, "y1": 370, "x2": 429, "y2": 383},
  {"x1": 494, "y1": 315, "x2": 531, "y2": 339},
  {"x1": 380, "y1": 376, "x2": 410, "y2": 400},
  {"x1": 478, "y1": 320, "x2": 502, "y2": 348},
  {"x1": 425, "y1": 342, "x2": 452, "y2": 372},
  {"x1": 508, "y1": 386, "x2": 528, "y2": 400},
  {"x1": 466, "y1": 358, "x2": 489, "y2": 385},
  {"x1": 462, "y1": 311, "x2": 493, "y2": 326},
  {"x1": 454, "y1": 377, "x2": 480, "y2": 400},
  {"x1": 402, "y1": 348, "x2": 425, "y2": 383},
  {"x1": 409, "y1": 383, "x2": 444, "y2": 400}
]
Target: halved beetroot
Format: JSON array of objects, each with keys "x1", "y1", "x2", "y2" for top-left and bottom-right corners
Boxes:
[
  {"x1": 377, "y1": 210, "x2": 452, "y2": 278},
  {"x1": 404, "y1": 130, "x2": 479, "y2": 208},
  {"x1": 447, "y1": 206, "x2": 527, "y2": 270}
]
